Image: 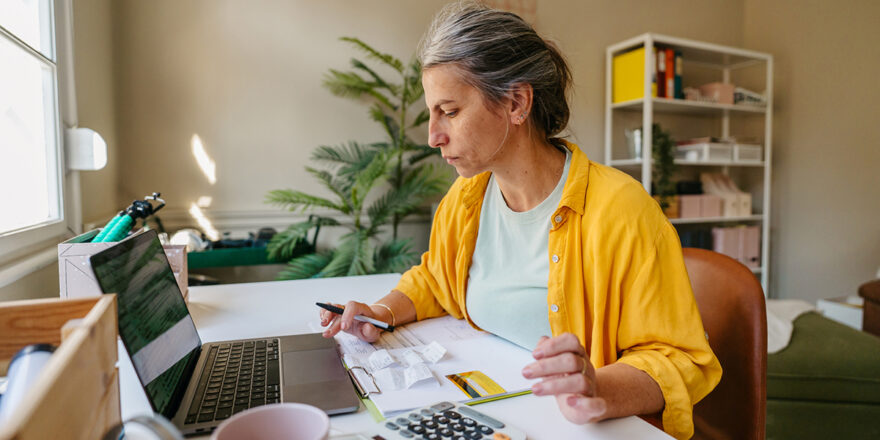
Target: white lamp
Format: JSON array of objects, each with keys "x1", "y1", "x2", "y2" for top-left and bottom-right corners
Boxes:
[{"x1": 65, "y1": 127, "x2": 107, "y2": 170}]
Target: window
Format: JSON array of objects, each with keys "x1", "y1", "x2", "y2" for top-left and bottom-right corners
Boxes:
[{"x1": 0, "y1": 0, "x2": 69, "y2": 256}]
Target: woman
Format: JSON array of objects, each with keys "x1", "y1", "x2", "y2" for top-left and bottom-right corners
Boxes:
[{"x1": 320, "y1": 3, "x2": 721, "y2": 439}]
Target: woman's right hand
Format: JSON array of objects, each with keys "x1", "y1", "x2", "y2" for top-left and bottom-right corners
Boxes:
[{"x1": 319, "y1": 301, "x2": 384, "y2": 343}]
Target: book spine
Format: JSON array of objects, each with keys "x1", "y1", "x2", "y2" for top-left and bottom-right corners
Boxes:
[
  {"x1": 674, "y1": 50, "x2": 683, "y2": 99},
  {"x1": 665, "y1": 48, "x2": 674, "y2": 99},
  {"x1": 656, "y1": 47, "x2": 666, "y2": 98}
]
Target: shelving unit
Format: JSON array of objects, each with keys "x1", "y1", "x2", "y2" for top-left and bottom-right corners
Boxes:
[{"x1": 604, "y1": 33, "x2": 773, "y2": 293}]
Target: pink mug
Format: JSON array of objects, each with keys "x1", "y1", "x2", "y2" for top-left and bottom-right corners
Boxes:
[{"x1": 211, "y1": 403, "x2": 329, "y2": 440}]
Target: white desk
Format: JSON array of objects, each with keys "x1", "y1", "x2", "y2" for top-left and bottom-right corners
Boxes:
[{"x1": 119, "y1": 274, "x2": 672, "y2": 439}]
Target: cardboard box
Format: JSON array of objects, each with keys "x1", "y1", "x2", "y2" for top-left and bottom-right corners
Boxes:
[
  {"x1": 0, "y1": 295, "x2": 120, "y2": 440},
  {"x1": 698, "y1": 82, "x2": 735, "y2": 105},
  {"x1": 58, "y1": 229, "x2": 188, "y2": 301}
]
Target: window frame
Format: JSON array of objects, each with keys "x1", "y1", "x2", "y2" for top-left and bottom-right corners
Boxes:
[{"x1": 0, "y1": 0, "x2": 79, "y2": 265}]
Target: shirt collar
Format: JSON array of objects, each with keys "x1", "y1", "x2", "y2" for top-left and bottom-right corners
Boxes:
[{"x1": 460, "y1": 139, "x2": 591, "y2": 214}]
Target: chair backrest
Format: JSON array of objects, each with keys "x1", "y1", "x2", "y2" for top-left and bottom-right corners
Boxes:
[{"x1": 683, "y1": 248, "x2": 767, "y2": 440}]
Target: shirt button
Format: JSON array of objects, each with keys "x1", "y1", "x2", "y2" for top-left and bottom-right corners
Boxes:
[
  {"x1": 550, "y1": 304, "x2": 559, "y2": 312},
  {"x1": 552, "y1": 254, "x2": 559, "y2": 263},
  {"x1": 554, "y1": 215, "x2": 562, "y2": 223}
]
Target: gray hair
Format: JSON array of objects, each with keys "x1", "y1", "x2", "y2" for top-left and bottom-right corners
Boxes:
[{"x1": 419, "y1": 1, "x2": 572, "y2": 141}]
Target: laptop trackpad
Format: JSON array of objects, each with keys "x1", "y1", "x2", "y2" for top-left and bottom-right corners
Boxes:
[{"x1": 282, "y1": 348, "x2": 346, "y2": 384}]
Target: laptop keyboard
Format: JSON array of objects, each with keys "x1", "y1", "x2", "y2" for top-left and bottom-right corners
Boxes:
[{"x1": 184, "y1": 339, "x2": 281, "y2": 424}]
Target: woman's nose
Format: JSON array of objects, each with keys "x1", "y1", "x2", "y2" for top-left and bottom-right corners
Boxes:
[{"x1": 428, "y1": 119, "x2": 448, "y2": 148}]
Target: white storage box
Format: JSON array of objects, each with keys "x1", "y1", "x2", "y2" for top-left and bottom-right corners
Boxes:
[
  {"x1": 58, "y1": 229, "x2": 188, "y2": 301},
  {"x1": 734, "y1": 143, "x2": 762, "y2": 163},
  {"x1": 675, "y1": 143, "x2": 733, "y2": 163},
  {"x1": 817, "y1": 296, "x2": 864, "y2": 330}
]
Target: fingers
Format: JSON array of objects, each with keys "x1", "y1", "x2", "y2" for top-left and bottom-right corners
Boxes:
[
  {"x1": 530, "y1": 367, "x2": 595, "y2": 396},
  {"x1": 523, "y1": 351, "x2": 592, "y2": 380},
  {"x1": 320, "y1": 301, "x2": 383, "y2": 343},
  {"x1": 532, "y1": 333, "x2": 584, "y2": 360},
  {"x1": 557, "y1": 394, "x2": 607, "y2": 424}
]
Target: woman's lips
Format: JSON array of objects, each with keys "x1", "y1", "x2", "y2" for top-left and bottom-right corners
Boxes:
[{"x1": 444, "y1": 156, "x2": 458, "y2": 164}]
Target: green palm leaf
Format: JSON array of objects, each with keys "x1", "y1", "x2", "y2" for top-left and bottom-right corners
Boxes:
[
  {"x1": 319, "y1": 231, "x2": 375, "y2": 277},
  {"x1": 267, "y1": 221, "x2": 313, "y2": 261},
  {"x1": 265, "y1": 189, "x2": 343, "y2": 213},
  {"x1": 351, "y1": 59, "x2": 401, "y2": 96},
  {"x1": 410, "y1": 109, "x2": 429, "y2": 128},
  {"x1": 323, "y1": 69, "x2": 396, "y2": 110},
  {"x1": 276, "y1": 252, "x2": 333, "y2": 280},
  {"x1": 340, "y1": 37, "x2": 404, "y2": 73},
  {"x1": 374, "y1": 238, "x2": 419, "y2": 273}
]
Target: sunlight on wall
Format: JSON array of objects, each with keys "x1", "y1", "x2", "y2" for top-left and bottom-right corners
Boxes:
[
  {"x1": 190, "y1": 134, "x2": 216, "y2": 184},
  {"x1": 188, "y1": 203, "x2": 219, "y2": 241},
  {"x1": 196, "y1": 196, "x2": 212, "y2": 208}
]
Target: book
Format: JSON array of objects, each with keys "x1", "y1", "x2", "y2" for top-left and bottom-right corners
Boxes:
[
  {"x1": 612, "y1": 47, "x2": 657, "y2": 103},
  {"x1": 674, "y1": 50, "x2": 683, "y2": 99},
  {"x1": 665, "y1": 48, "x2": 675, "y2": 99},
  {"x1": 656, "y1": 47, "x2": 666, "y2": 98}
]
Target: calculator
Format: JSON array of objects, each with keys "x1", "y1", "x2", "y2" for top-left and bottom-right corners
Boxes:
[{"x1": 362, "y1": 401, "x2": 527, "y2": 440}]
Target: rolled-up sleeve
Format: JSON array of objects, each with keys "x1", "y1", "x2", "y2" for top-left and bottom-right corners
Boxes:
[
  {"x1": 395, "y1": 183, "x2": 466, "y2": 321},
  {"x1": 615, "y1": 224, "x2": 722, "y2": 440}
]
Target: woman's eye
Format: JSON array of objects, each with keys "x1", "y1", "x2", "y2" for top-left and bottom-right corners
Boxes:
[{"x1": 444, "y1": 110, "x2": 458, "y2": 118}]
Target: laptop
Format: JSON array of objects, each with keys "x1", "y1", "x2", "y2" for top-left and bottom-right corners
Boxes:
[{"x1": 90, "y1": 230, "x2": 359, "y2": 435}]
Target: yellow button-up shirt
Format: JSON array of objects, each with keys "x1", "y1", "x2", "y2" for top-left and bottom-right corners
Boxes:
[{"x1": 395, "y1": 141, "x2": 721, "y2": 439}]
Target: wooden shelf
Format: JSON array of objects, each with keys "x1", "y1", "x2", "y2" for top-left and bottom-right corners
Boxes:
[
  {"x1": 669, "y1": 215, "x2": 763, "y2": 225},
  {"x1": 612, "y1": 97, "x2": 766, "y2": 115},
  {"x1": 609, "y1": 158, "x2": 764, "y2": 167}
]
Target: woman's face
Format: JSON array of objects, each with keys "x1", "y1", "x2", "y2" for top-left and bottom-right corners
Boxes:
[{"x1": 422, "y1": 65, "x2": 511, "y2": 178}]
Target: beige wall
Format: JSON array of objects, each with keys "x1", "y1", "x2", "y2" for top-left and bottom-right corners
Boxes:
[
  {"x1": 743, "y1": 0, "x2": 880, "y2": 302},
  {"x1": 111, "y1": 0, "x2": 743, "y2": 239},
  {"x1": 74, "y1": 0, "x2": 121, "y2": 224}
]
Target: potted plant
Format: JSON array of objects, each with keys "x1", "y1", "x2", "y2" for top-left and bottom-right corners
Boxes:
[
  {"x1": 265, "y1": 38, "x2": 450, "y2": 279},
  {"x1": 651, "y1": 123, "x2": 678, "y2": 217}
]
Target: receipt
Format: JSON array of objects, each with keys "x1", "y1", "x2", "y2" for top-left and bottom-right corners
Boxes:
[
  {"x1": 404, "y1": 363, "x2": 437, "y2": 388},
  {"x1": 367, "y1": 349, "x2": 397, "y2": 370},
  {"x1": 419, "y1": 341, "x2": 447, "y2": 364},
  {"x1": 400, "y1": 349, "x2": 425, "y2": 367},
  {"x1": 374, "y1": 367, "x2": 407, "y2": 391}
]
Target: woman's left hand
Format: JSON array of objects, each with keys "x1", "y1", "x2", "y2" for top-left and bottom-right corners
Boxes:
[{"x1": 521, "y1": 333, "x2": 608, "y2": 424}]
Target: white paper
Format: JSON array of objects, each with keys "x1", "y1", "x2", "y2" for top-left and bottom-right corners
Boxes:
[
  {"x1": 400, "y1": 349, "x2": 425, "y2": 367},
  {"x1": 335, "y1": 316, "x2": 536, "y2": 416},
  {"x1": 419, "y1": 341, "x2": 447, "y2": 364},
  {"x1": 404, "y1": 363, "x2": 437, "y2": 388},
  {"x1": 367, "y1": 349, "x2": 397, "y2": 370}
]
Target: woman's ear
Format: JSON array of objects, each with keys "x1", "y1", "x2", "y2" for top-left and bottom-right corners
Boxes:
[{"x1": 507, "y1": 83, "x2": 534, "y2": 125}]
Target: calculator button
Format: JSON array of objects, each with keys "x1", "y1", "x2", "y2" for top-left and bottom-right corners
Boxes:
[
  {"x1": 397, "y1": 418, "x2": 412, "y2": 426},
  {"x1": 431, "y1": 402, "x2": 456, "y2": 412},
  {"x1": 399, "y1": 430, "x2": 415, "y2": 438},
  {"x1": 450, "y1": 423, "x2": 466, "y2": 432},
  {"x1": 385, "y1": 422, "x2": 400, "y2": 430},
  {"x1": 409, "y1": 413, "x2": 423, "y2": 421},
  {"x1": 410, "y1": 425, "x2": 427, "y2": 435},
  {"x1": 421, "y1": 419, "x2": 439, "y2": 430},
  {"x1": 477, "y1": 425, "x2": 494, "y2": 435},
  {"x1": 433, "y1": 415, "x2": 450, "y2": 425},
  {"x1": 461, "y1": 417, "x2": 477, "y2": 427},
  {"x1": 438, "y1": 427, "x2": 454, "y2": 437},
  {"x1": 424, "y1": 433, "x2": 442, "y2": 440},
  {"x1": 458, "y1": 407, "x2": 505, "y2": 429},
  {"x1": 453, "y1": 436, "x2": 467, "y2": 440},
  {"x1": 464, "y1": 431, "x2": 483, "y2": 439},
  {"x1": 421, "y1": 408, "x2": 435, "y2": 416},
  {"x1": 492, "y1": 433, "x2": 511, "y2": 440},
  {"x1": 444, "y1": 410, "x2": 462, "y2": 420}
]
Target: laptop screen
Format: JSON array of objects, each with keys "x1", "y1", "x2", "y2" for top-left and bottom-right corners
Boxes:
[{"x1": 91, "y1": 229, "x2": 202, "y2": 418}]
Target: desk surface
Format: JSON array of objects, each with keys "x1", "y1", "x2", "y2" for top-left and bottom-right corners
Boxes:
[{"x1": 119, "y1": 274, "x2": 672, "y2": 439}]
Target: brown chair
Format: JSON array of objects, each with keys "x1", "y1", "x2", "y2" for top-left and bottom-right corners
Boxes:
[
  {"x1": 684, "y1": 248, "x2": 768, "y2": 439},
  {"x1": 638, "y1": 249, "x2": 767, "y2": 438},
  {"x1": 858, "y1": 279, "x2": 880, "y2": 337}
]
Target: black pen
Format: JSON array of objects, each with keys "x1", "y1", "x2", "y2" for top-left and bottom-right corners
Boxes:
[{"x1": 316, "y1": 302, "x2": 395, "y2": 332}]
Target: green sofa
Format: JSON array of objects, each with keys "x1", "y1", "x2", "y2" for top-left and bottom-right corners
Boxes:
[{"x1": 767, "y1": 312, "x2": 880, "y2": 439}]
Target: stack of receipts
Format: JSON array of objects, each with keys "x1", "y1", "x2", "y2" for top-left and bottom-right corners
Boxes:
[{"x1": 331, "y1": 315, "x2": 536, "y2": 416}]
